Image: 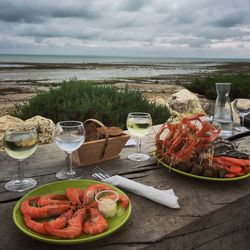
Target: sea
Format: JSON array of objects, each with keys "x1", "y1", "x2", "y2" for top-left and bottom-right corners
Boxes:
[{"x1": 0, "y1": 54, "x2": 249, "y2": 82}]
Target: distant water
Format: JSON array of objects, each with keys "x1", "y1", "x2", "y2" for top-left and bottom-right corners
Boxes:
[
  {"x1": 0, "y1": 54, "x2": 249, "y2": 82},
  {"x1": 1, "y1": 54, "x2": 250, "y2": 64}
]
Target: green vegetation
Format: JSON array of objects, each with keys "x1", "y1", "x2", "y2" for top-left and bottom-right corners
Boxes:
[
  {"x1": 185, "y1": 74, "x2": 250, "y2": 100},
  {"x1": 11, "y1": 81, "x2": 170, "y2": 129}
]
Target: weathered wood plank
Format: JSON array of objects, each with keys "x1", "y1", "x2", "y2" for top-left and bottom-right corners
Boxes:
[
  {"x1": 143, "y1": 194, "x2": 250, "y2": 250},
  {"x1": 0, "y1": 142, "x2": 156, "y2": 202},
  {"x1": 0, "y1": 128, "x2": 249, "y2": 250},
  {"x1": 1, "y1": 191, "x2": 249, "y2": 250}
]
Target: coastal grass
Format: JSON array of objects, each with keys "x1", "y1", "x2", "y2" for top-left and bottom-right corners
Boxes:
[
  {"x1": 11, "y1": 81, "x2": 170, "y2": 129},
  {"x1": 185, "y1": 74, "x2": 250, "y2": 99}
]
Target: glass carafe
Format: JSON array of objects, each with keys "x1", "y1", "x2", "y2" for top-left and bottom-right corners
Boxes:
[{"x1": 213, "y1": 82, "x2": 234, "y2": 137}]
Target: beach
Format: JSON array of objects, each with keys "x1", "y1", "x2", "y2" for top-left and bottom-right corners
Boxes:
[{"x1": 1, "y1": 56, "x2": 250, "y2": 117}]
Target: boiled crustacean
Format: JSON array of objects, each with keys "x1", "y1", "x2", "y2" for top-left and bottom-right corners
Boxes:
[
  {"x1": 20, "y1": 185, "x2": 130, "y2": 239},
  {"x1": 155, "y1": 114, "x2": 250, "y2": 178},
  {"x1": 155, "y1": 114, "x2": 221, "y2": 164}
]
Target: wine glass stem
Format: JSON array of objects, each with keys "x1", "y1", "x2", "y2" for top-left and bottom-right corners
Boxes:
[
  {"x1": 67, "y1": 152, "x2": 73, "y2": 173},
  {"x1": 137, "y1": 137, "x2": 142, "y2": 154},
  {"x1": 241, "y1": 115, "x2": 245, "y2": 126},
  {"x1": 17, "y1": 160, "x2": 24, "y2": 183}
]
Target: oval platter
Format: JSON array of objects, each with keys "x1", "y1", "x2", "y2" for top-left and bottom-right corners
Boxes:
[
  {"x1": 153, "y1": 152, "x2": 250, "y2": 181},
  {"x1": 13, "y1": 179, "x2": 132, "y2": 244}
]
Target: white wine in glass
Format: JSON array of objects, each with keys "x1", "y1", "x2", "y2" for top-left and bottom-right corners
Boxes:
[
  {"x1": 126, "y1": 112, "x2": 152, "y2": 161},
  {"x1": 54, "y1": 121, "x2": 85, "y2": 180},
  {"x1": 3, "y1": 127, "x2": 38, "y2": 192}
]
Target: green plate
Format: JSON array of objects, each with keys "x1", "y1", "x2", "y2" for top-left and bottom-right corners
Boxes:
[
  {"x1": 154, "y1": 152, "x2": 250, "y2": 181},
  {"x1": 13, "y1": 179, "x2": 132, "y2": 244}
]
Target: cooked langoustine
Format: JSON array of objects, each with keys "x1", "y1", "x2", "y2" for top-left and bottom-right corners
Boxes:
[
  {"x1": 155, "y1": 113, "x2": 221, "y2": 164},
  {"x1": 155, "y1": 114, "x2": 250, "y2": 178}
]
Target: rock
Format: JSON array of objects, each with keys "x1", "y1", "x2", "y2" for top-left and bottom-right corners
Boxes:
[
  {"x1": 0, "y1": 115, "x2": 55, "y2": 151},
  {"x1": 199, "y1": 97, "x2": 210, "y2": 113},
  {"x1": 25, "y1": 116, "x2": 55, "y2": 144},
  {"x1": 0, "y1": 115, "x2": 24, "y2": 150},
  {"x1": 167, "y1": 89, "x2": 205, "y2": 115}
]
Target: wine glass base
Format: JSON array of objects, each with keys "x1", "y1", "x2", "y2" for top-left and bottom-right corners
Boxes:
[
  {"x1": 128, "y1": 153, "x2": 150, "y2": 161},
  {"x1": 234, "y1": 126, "x2": 249, "y2": 132},
  {"x1": 5, "y1": 178, "x2": 37, "y2": 192},
  {"x1": 56, "y1": 169, "x2": 82, "y2": 180}
]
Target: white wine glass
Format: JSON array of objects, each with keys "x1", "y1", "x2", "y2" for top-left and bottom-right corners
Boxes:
[
  {"x1": 233, "y1": 98, "x2": 250, "y2": 130},
  {"x1": 3, "y1": 127, "x2": 38, "y2": 192},
  {"x1": 126, "y1": 112, "x2": 152, "y2": 161},
  {"x1": 54, "y1": 121, "x2": 85, "y2": 180}
]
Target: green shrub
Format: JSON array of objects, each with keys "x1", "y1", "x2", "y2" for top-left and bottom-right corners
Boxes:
[
  {"x1": 11, "y1": 81, "x2": 170, "y2": 129},
  {"x1": 185, "y1": 74, "x2": 250, "y2": 100}
]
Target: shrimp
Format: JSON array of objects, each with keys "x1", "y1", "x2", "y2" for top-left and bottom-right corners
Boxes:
[
  {"x1": 44, "y1": 208, "x2": 87, "y2": 239},
  {"x1": 37, "y1": 194, "x2": 70, "y2": 207},
  {"x1": 84, "y1": 184, "x2": 112, "y2": 204},
  {"x1": 21, "y1": 196, "x2": 71, "y2": 219},
  {"x1": 66, "y1": 188, "x2": 84, "y2": 207},
  {"x1": 83, "y1": 208, "x2": 108, "y2": 235},
  {"x1": 104, "y1": 193, "x2": 130, "y2": 209},
  {"x1": 117, "y1": 194, "x2": 129, "y2": 209},
  {"x1": 23, "y1": 209, "x2": 73, "y2": 235},
  {"x1": 88, "y1": 200, "x2": 98, "y2": 208}
]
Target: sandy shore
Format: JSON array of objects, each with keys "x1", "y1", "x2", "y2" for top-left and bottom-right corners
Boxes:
[{"x1": 1, "y1": 61, "x2": 250, "y2": 117}]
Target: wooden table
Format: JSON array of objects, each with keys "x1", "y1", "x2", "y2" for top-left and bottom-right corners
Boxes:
[{"x1": 0, "y1": 128, "x2": 250, "y2": 250}]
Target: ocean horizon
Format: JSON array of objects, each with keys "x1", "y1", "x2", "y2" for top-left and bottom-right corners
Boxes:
[
  {"x1": 1, "y1": 54, "x2": 250, "y2": 64},
  {"x1": 0, "y1": 54, "x2": 249, "y2": 82}
]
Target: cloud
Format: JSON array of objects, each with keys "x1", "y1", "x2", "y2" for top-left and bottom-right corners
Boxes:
[
  {"x1": 0, "y1": 0, "x2": 250, "y2": 58},
  {"x1": 0, "y1": 0, "x2": 102, "y2": 23}
]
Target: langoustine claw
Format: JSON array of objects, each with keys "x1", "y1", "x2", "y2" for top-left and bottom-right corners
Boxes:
[{"x1": 21, "y1": 196, "x2": 71, "y2": 219}]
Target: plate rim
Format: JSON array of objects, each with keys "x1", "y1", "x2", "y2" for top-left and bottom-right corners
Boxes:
[
  {"x1": 13, "y1": 179, "x2": 132, "y2": 244},
  {"x1": 153, "y1": 152, "x2": 250, "y2": 181}
]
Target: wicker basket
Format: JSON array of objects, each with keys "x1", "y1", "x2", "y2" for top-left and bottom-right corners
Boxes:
[{"x1": 72, "y1": 119, "x2": 130, "y2": 167}]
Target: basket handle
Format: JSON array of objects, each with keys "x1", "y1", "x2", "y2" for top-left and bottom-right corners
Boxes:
[{"x1": 83, "y1": 119, "x2": 109, "y2": 158}]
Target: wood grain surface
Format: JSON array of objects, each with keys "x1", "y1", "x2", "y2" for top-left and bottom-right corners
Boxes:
[{"x1": 0, "y1": 129, "x2": 249, "y2": 250}]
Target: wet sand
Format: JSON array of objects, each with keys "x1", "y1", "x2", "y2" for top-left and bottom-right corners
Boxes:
[{"x1": 0, "y1": 61, "x2": 250, "y2": 117}]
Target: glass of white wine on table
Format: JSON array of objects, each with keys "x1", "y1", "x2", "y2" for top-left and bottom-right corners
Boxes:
[
  {"x1": 3, "y1": 126, "x2": 38, "y2": 192},
  {"x1": 54, "y1": 121, "x2": 85, "y2": 180},
  {"x1": 126, "y1": 112, "x2": 152, "y2": 161}
]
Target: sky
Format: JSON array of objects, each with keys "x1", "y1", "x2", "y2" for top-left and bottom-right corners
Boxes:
[{"x1": 0, "y1": 0, "x2": 250, "y2": 58}]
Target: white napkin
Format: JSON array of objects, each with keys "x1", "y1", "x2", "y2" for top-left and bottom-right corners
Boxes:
[
  {"x1": 103, "y1": 175, "x2": 180, "y2": 209},
  {"x1": 124, "y1": 139, "x2": 137, "y2": 147}
]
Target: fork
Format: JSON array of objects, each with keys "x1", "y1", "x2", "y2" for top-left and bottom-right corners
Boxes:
[{"x1": 91, "y1": 166, "x2": 111, "y2": 180}]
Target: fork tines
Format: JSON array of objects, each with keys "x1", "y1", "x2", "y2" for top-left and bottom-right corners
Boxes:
[{"x1": 91, "y1": 166, "x2": 110, "y2": 180}]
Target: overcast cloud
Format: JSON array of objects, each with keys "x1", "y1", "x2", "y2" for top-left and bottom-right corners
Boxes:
[{"x1": 0, "y1": 0, "x2": 250, "y2": 58}]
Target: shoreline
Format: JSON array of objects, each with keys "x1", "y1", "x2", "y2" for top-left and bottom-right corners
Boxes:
[{"x1": 0, "y1": 61, "x2": 250, "y2": 117}]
